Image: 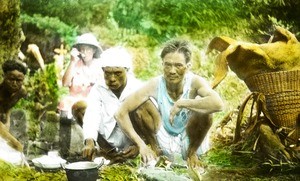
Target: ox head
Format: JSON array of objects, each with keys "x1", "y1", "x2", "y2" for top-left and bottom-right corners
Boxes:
[{"x1": 207, "y1": 26, "x2": 300, "y2": 88}]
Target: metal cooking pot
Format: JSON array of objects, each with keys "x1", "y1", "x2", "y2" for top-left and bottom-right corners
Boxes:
[{"x1": 63, "y1": 161, "x2": 103, "y2": 181}]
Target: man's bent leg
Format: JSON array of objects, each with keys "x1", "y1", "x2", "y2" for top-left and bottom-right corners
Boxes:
[
  {"x1": 130, "y1": 99, "x2": 162, "y2": 156},
  {"x1": 97, "y1": 133, "x2": 114, "y2": 152},
  {"x1": 96, "y1": 130, "x2": 137, "y2": 164},
  {"x1": 186, "y1": 112, "x2": 212, "y2": 167}
]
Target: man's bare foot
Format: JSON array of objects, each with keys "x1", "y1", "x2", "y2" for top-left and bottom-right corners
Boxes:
[
  {"x1": 152, "y1": 145, "x2": 163, "y2": 157},
  {"x1": 187, "y1": 154, "x2": 206, "y2": 174},
  {"x1": 122, "y1": 145, "x2": 139, "y2": 159}
]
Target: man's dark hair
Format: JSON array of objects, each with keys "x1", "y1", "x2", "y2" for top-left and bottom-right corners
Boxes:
[
  {"x1": 160, "y1": 39, "x2": 192, "y2": 63},
  {"x1": 2, "y1": 60, "x2": 27, "y2": 75}
]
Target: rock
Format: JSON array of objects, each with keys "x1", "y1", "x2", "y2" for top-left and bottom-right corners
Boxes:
[
  {"x1": 59, "y1": 116, "x2": 84, "y2": 159},
  {"x1": 9, "y1": 109, "x2": 28, "y2": 148},
  {"x1": 140, "y1": 167, "x2": 191, "y2": 181},
  {"x1": 40, "y1": 111, "x2": 60, "y2": 144}
]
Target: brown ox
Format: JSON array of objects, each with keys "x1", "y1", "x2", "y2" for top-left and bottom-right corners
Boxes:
[{"x1": 208, "y1": 26, "x2": 300, "y2": 163}]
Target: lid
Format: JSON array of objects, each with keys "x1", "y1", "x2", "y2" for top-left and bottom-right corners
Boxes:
[{"x1": 65, "y1": 161, "x2": 99, "y2": 170}]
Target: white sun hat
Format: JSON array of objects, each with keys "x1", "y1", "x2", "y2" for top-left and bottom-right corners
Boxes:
[
  {"x1": 73, "y1": 33, "x2": 102, "y2": 58},
  {"x1": 100, "y1": 46, "x2": 133, "y2": 70}
]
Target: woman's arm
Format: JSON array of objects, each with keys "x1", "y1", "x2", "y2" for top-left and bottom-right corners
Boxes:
[{"x1": 62, "y1": 48, "x2": 80, "y2": 86}]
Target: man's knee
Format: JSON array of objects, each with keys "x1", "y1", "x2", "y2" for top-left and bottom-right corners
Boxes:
[
  {"x1": 187, "y1": 113, "x2": 212, "y2": 131},
  {"x1": 71, "y1": 100, "x2": 87, "y2": 127},
  {"x1": 131, "y1": 99, "x2": 161, "y2": 132}
]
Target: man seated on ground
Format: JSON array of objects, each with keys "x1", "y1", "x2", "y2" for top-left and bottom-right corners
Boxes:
[
  {"x1": 82, "y1": 46, "x2": 143, "y2": 164},
  {"x1": 0, "y1": 60, "x2": 28, "y2": 166},
  {"x1": 114, "y1": 39, "x2": 224, "y2": 169}
]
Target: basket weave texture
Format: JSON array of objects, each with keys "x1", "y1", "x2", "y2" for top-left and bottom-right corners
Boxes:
[{"x1": 244, "y1": 70, "x2": 300, "y2": 142}]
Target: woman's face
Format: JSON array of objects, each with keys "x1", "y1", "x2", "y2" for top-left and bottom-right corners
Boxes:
[
  {"x1": 78, "y1": 45, "x2": 96, "y2": 63},
  {"x1": 3, "y1": 70, "x2": 25, "y2": 93},
  {"x1": 162, "y1": 52, "x2": 188, "y2": 84}
]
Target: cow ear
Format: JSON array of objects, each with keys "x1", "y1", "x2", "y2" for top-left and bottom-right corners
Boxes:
[
  {"x1": 270, "y1": 26, "x2": 299, "y2": 44},
  {"x1": 212, "y1": 51, "x2": 228, "y2": 89},
  {"x1": 207, "y1": 36, "x2": 237, "y2": 53}
]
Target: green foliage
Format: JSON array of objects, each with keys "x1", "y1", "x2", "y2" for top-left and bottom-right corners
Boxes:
[
  {"x1": 27, "y1": 64, "x2": 60, "y2": 111},
  {"x1": 21, "y1": 0, "x2": 114, "y2": 29},
  {"x1": 16, "y1": 63, "x2": 61, "y2": 140},
  {"x1": 21, "y1": 13, "x2": 77, "y2": 46},
  {"x1": 100, "y1": 164, "x2": 139, "y2": 181},
  {"x1": 0, "y1": 0, "x2": 22, "y2": 65},
  {"x1": 112, "y1": 0, "x2": 248, "y2": 42},
  {"x1": 238, "y1": 0, "x2": 300, "y2": 40},
  {"x1": 203, "y1": 146, "x2": 258, "y2": 168},
  {"x1": 0, "y1": 160, "x2": 67, "y2": 180},
  {"x1": 90, "y1": 25, "x2": 161, "y2": 80},
  {"x1": 12, "y1": 1, "x2": 300, "y2": 179}
]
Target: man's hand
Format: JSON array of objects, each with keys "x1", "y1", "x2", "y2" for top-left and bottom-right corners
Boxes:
[
  {"x1": 139, "y1": 144, "x2": 157, "y2": 165},
  {"x1": 169, "y1": 101, "x2": 181, "y2": 125},
  {"x1": 121, "y1": 145, "x2": 139, "y2": 159},
  {"x1": 100, "y1": 145, "x2": 139, "y2": 165},
  {"x1": 82, "y1": 139, "x2": 97, "y2": 161}
]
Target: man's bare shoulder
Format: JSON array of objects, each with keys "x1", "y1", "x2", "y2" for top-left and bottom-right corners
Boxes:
[
  {"x1": 125, "y1": 76, "x2": 160, "y2": 101},
  {"x1": 119, "y1": 77, "x2": 160, "y2": 112},
  {"x1": 145, "y1": 77, "x2": 160, "y2": 86},
  {"x1": 190, "y1": 73, "x2": 211, "y2": 88},
  {"x1": 136, "y1": 77, "x2": 160, "y2": 97}
]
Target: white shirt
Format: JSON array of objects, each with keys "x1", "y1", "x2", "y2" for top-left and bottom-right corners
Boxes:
[{"x1": 82, "y1": 74, "x2": 143, "y2": 144}]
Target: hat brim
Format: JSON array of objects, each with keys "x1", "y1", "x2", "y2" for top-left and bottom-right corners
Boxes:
[{"x1": 73, "y1": 43, "x2": 102, "y2": 58}]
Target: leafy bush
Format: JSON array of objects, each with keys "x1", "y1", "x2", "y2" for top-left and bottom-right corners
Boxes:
[
  {"x1": 21, "y1": 0, "x2": 112, "y2": 29},
  {"x1": 21, "y1": 13, "x2": 77, "y2": 46},
  {"x1": 238, "y1": 0, "x2": 300, "y2": 40},
  {"x1": 112, "y1": 0, "x2": 249, "y2": 42},
  {"x1": 16, "y1": 63, "x2": 62, "y2": 140},
  {"x1": 0, "y1": 160, "x2": 66, "y2": 181}
]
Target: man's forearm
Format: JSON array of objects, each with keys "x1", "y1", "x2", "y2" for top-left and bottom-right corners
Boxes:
[
  {"x1": 114, "y1": 114, "x2": 146, "y2": 149},
  {"x1": 176, "y1": 95, "x2": 223, "y2": 114}
]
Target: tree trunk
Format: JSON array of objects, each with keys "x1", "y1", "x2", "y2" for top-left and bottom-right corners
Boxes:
[{"x1": 0, "y1": 0, "x2": 22, "y2": 76}]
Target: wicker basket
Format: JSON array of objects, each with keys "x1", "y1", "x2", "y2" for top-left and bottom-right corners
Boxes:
[{"x1": 244, "y1": 70, "x2": 300, "y2": 142}]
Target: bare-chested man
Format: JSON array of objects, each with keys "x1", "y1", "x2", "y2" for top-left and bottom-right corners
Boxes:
[
  {"x1": 115, "y1": 39, "x2": 224, "y2": 169},
  {"x1": 0, "y1": 60, "x2": 28, "y2": 165},
  {"x1": 0, "y1": 60, "x2": 27, "y2": 129}
]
